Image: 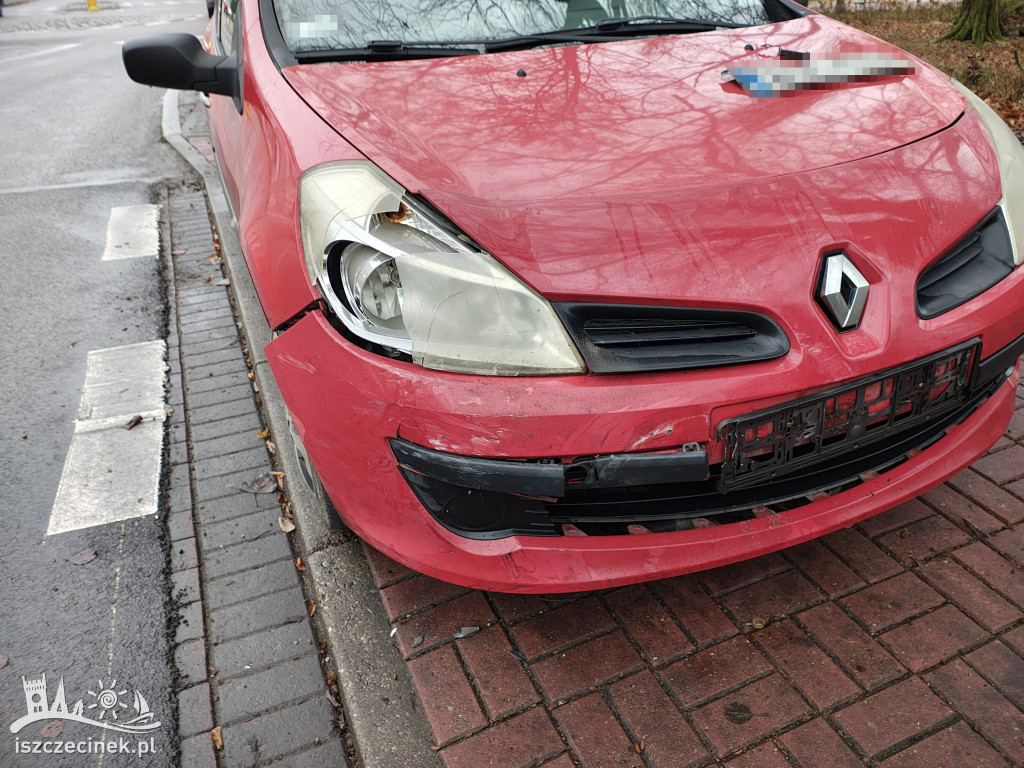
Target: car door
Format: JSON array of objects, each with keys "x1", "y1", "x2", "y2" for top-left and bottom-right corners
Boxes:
[{"x1": 206, "y1": 0, "x2": 245, "y2": 214}]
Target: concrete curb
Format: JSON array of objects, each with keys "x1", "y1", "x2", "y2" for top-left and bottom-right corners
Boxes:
[{"x1": 162, "y1": 89, "x2": 438, "y2": 768}]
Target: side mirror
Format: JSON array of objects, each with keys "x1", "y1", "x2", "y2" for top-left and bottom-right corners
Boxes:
[{"x1": 123, "y1": 34, "x2": 239, "y2": 106}]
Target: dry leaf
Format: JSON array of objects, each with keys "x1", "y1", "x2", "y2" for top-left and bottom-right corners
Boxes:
[
  {"x1": 203, "y1": 275, "x2": 213, "y2": 283},
  {"x1": 266, "y1": 441, "x2": 276, "y2": 455},
  {"x1": 123, "y1": 414, "x2": 143, "y2": 431},
  {"x1": 67, "y1": 549, "x2": 97, "y2": 566},
  {"x1": 326, "y1": 669, "x2": 337, "y2": 687},
  {"x1": 278, "y1": 517, "x2": 296, "y2": 533},
  {"x1": 239, "y1": 473, "x2": 278, "y2": 494},
  {"x1": 216, "y1": 278, "x2": 230, "y2": 286},
  {"x1": 172, "y1": 248, "x2": 186, "y2": 255},
  {"x1": 211, "y1": 726, "x2": 223, "y2": 750},
  {"x1": 256, "y1": 428, "x2": 269, "y2": 439},
  {"x1": 40, "y1": 721, "x2": 62, "y2": 738},
  {"x1": 308, "y1": 599, "x2": 317, "y2": 618},
  {"x1": 295, "y1": 556, "x2": 305, "y2": 572},
  {"x1": 0, "y1": 654, "x2": 8, "y2": 669},
  {"x1": 751, "y1": 617, "x2": 766, "y2": 630}
]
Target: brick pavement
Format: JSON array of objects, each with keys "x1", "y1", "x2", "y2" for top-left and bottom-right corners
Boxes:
[
  {"x1": 365, "y1": 389, "x2": 1024, "y2": 767},
  {"x1": 163, "y1": 182, "x2": 348, "y2": 767}
]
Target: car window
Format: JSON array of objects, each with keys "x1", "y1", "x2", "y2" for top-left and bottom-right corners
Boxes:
[{"x1": 273, "y1": 0, "x2": 781, "y2": 55}]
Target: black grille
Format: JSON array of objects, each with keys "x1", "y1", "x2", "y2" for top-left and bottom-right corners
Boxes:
[
  {"x1": 917, "y1": 208, "x2": 1014, "y2": 319},
  {"x1": 554, "y1": 303, "x2": 790, "y2": 374}
]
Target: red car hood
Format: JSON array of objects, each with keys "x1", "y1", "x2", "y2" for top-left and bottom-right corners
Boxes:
[{"x1": 283, "y1": 15, "x2": 975, "y2": 303}]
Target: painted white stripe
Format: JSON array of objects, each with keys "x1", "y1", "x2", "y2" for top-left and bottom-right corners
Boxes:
[
  {"x1": 101, "y1": 204, "x2": 160, "y2": 261},
  {"x1": 0, "y1": 42, "x2": 81, "y2": 64},
  {"x1": 47, "y1": 341, "x2": 167, "y2": 536}
]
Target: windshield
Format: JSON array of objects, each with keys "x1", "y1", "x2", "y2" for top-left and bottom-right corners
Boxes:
[{"x1": 274, "y1": 0, "x2": 782, "y2": 55}]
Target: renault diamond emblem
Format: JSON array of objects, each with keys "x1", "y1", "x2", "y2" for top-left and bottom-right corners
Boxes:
[{"x1": 819, "y1": 252, "x2": 869, "y2": 330}]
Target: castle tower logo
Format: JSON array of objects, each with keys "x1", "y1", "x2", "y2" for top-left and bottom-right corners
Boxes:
[{"x1": 10, "y1": 674, "x2": 160, "y2": 735}]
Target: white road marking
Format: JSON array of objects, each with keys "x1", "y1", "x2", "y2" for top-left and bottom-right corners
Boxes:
[
  {"x1": 47, "y1": 341, "x2": 168, "y2": 536},
  {"x1": 101, "y1": 204, "x2": 160, "y2": 261},
  {"x1": 0, "y1": 42, "x2": 81, "y2": 64}
]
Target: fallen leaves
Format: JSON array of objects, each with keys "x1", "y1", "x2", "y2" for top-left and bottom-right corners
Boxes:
[
  {"x1": 40, "y1": 721, "x2": 63, "y2": 738},
  {"x1": 211, "y1": 726, "x2": 223, "y2": 751},
  {"x1": 724, "y1": 701, "x2": 753, "y2": 725},
  {"x1": 278, "y1": 517, "x2": 296, "y2": 533},
  {"x1": 307, "y1": 599, "x2": 317, "y2": 618},
  {"x1": 0, "y1": 654, "x2": 8, "y2": 669},
  {"x1": 256, "y1": 428, "x2": 269, "y2": 439},
  {"x1": 215, "y1": 278, "x2": 231, "y2": 286},
  {"x1": 67, "y1": 549, "x2": 97, "y2": 566},
  {"x1": 238, "y1": 473, "x2": 278, "y2": 494},
  {"x1": 295, "y1": 555, "x2": 305, "y2": 572},
  {"x1": 123, "y1": 414, "x2": 143, "y2": 431}
]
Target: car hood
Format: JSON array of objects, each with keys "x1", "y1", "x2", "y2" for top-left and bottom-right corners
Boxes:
[{"x1": 283, "y1": 15, "x2": 973, "y2": 303}]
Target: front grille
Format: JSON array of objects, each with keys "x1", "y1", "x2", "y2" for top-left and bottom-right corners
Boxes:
[
  {"x1": 917, "y1": 208, "x2": 1014, "y2": 319},
  {"x1": 554, "y1": 303, "x2": 790, "y2": 374}
]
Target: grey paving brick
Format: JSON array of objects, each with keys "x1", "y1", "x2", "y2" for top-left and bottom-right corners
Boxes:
[
  {"x1": 179, "y1": 290, "x2": 230, "y2": 308},
  {"x1": 184, "y1": 369, "x2": 250, "y2": 395},
  {"x1": 202, "y1": 532, "x2": 292, "y2": 580},
  {"x1": 171, "y1": 567, "x2": 201, "y2": 604},
  {"x1": 169, "y1": 463, "x2": 190, "y2": 490},
  {"x1": 168, "y1": 509, "x2": 194, "y2": 542},
  {"x1": 182, "y1": 346, "x2": 243, "y2": 370},
  {"x1": 267, "y1": 739, "x2": 348, "y2": 768},
  {"x1": 175, "y1": 639, "x2": 208, "y2": 689},
  {"x1": 178, "y1": 682, "x2": 214, "y2": 737},
  {"x1": 168, "y1": 484, "x2": 191, "y2": 513},
  {"x1": 176, "y1": 600, "x2": 205, "y2": 643},
  {"x1": 171, "y1": 537, "x2": 199, "y2": 573},
  {"x1": 179, "y1": 312, "x2": 235, "y2": 334},
  {"x1": 182, "y1": 334, "x2": 241, "y2": 357},
  {"x1": 211, "y1": 620, "x2": 315, "y2": 680},
  {"x1": 191, "y1": 415, "x2": 264, "y2": 444},
  {"x1": 168, "y1": 421, "x2": 187, "y2": 446},
  {"x1": 181, "y1": 324, "x2": 241, "y2": 348},
  {"x1": 194, "y1": 447, "x2": 270, "y2": 481},
  {"x1": 179, "y1": 299, "x2": 231, "y2": 320},
  {"x1": 186, "y1": 383, "x2": 254, "y2": 411},
  {"x1": 187, "y1": 397, "x2": 258, "y2": 426},
  {"x1": 205, "y1": 558, "x2": 299, "y2": 610},
  {"x1": 208, "y1": 586, "x2": 307, "y2": 642},
  {"x1": 178, "y1": 286, "x2": 225, "y2": 303},
  {"x1": 196, "y1": 468, "x2": 275, "y2": 503},
  {"x1": 196, "y1": 492, "x2": 278, "y2": 525},
  {"x1": 216, "y1": 656, "x2": 324, "y2": 724},
  {"x1": 220, "y1": 694, "x2": 336, "y2": 768},
  {"x1": 179, "y1": 732, "x2": 217, "y2": 768},
  {"x1": 192, "y1": 429, "x2": 263, "y2": 462},
  {"x1": 182, "y1": 357, "x2": 250, "y2": 386},
  {"x1": 169, "y1": 440, "x2": 189, "y2": 467},
  {"x1": 199, "y1": 510, "x2": 278, "y2": 551}
]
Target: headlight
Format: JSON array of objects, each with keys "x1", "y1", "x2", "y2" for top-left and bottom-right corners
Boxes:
[
  {"x1": 952, "y1": 79, "x2": 1024, "y2": 265},
  {"x1": 299, "y1": 162, "x2": 585, "y2": 376}
]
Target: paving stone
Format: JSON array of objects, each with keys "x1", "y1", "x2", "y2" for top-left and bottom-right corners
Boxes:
[
  {"x1": 920, "y1": 484, "x2": 1004, "y2": 535},
  {"x1": 964, "y1": 640, "x2": 1024, "y2": 710},
  {"x1": 187, "y1": 396, "x2": 261, "y2": 426},
  {"x1": 839, "y1": 571, "x2": 945, "y2": 632},
  {"x1": 533, "y1": 630, "x2": 643, "y2": 702},
  {"x1": 880, "y1": 720, "x2": 1009, "y2": 768},
  {"x1": 1002, "y1": 625, "x2": 1024, "y2": 656},
  {"x1": 176, "y1": 599, "x2": 205, "y2": 644},
  {"x1": 204, "y1": 558, "x2": 299, "y2": 610},
  {"x1": 833, "y1": 677, "x2": 953, "y2": 757},
  {"x1": 168, "y1": 509, "x2": 195, "y2": 543},
  {"x1": 785, "y1": 540, "x2": 866, "y2": 598},
  {"x1": 553, "y1": 693, "x2": 638, "y2": 768},
  {"x1": 216, "y1": 655, "x2": 324, "y2": 724},
  {"x1": 511, "y1": 596, "x2": 614, "y2": 660},
  {"x1": 198, "y1": 509, "x2": 277, "y2": 551},
  {"x1": 700, "y1": 553, "x2": 790, "y2": 596},
  {"x1": 859, "y1": 499, "x2": 934, "y2": 537},
  {"x1": 193, "y1": 446, "x2": 271, "y2": 482},
  {"x1": 394, "y1": 592, "x2": 496, "y2": 659},
  {"x1": 948, "y1": 469, "x2": 1024, "y2": 525},
  {"x1": 362, "y1": 543, "x2": 415, "y2": 588},
  {"x1": 181, "y1": 358, "x2": 251, "y2": 389},
  {"x1": 917, "y1": 557, "x2": 1022, "y2": 632},
  {"x1": 408, "y1": 644, "x2": 486, "y2": 745},
  {"x1": 457, "y1": 625, "x2": 540, "y2": 719},
  {"x1": 652, "y1": 576, "x2": 738, "y2": 647},
  {"x1": 878, "y1": 516, "x2": 971, "y2": 565},
  {"x1": 182, "y1": 345, "x2": 248, "y2": 370},
  {"x1": 954, "y1": 541, "x2": 1024, "y2": 606},
  {"x1": 171, "y1": 537, "x2": 199, "y2": 573},
  {"x1": 781, "y1": 717, "x2": 864, "y2": 768},
  {"x1": 171, "y1": 567, "x2": 201, "y2": 605},
  {"x1": 179, "y1": 732, "x2": 217, "y2": 768},
  {"x1": 823, "y1": 528, "x2": 902, "y2": 584},
  {"x1": 989, "y1": 525, "x2": 1024, "y2": 566},
  {"x1": 725, "y1": 740, "x2": 791, "y2": 768},
  {"x1": 203, "y1": 530, "x2": 291, "y2": 581},
  {"x1": 721, "y1": 569, "x2": 824, "y2": 623},
  {"x1": 263, "y1": 739, "x2": 350, "y2": 768},
  {"x1": 208, "y1": 585, "x2": 307, "y2": 642},
  {"x1": 881, "y1": 605, "x2": 987, "y2": 672},
  {"x1": 380, "y1": 574, "x2": 469, "y2": 622},
  {"x1": 196, "y1": 492, "x2": 278, "y2": 525},
  {"x1": 755, "y1": 619, "x2": 861, "y2": 709},
  {"x1": 440, "y1": 706, "x2": 563, "y2": 768},
  {"x1": 211, "y1": 620, "x2": 314, "y2": 680},
  {"x1": 691, "y1": 674, "x2": 811, "y2": 758},
  {"x1": 605, "y1": 585, "x2": 693, "y2": 664},
  {"x1": 928, "y1": 659, "x2": 1024, "y2": 764},
  {"x1": 185, "y1": 383, "x2": 255, "y2": 412},
  {"x1": 174, "y1": 638, "x2": 207, "y2": 689},
  {"x1": 180, "y1": 324, "x2": 241, "y2": 349},
  {"x1": 661, "y1": 634, "x2": 771, "y2": 709},
  {"x1": 220, "y1": 695, "x2": 337, "y2": 768},
  {"x1": 178, "y1": 682, "x2": 213, "y2": 737},
  {"x1": 797, "y1": 602, "x2": 903, "y2": 690},
  {"x1": 609, "y1": 670, "x2": 709, "y2": 768},
  {"x1": 972, "y1": 444, "x2": 1024, "y2": 485},
  {"x1": 487, "y1": 591, "x2": 548, "y2": 624},
  {"x1": 196, "y1": 468, "x2": 276, "y2": 504},
  {"x1": 192, "y1": 429, "x2": 263, "y2": 462}
]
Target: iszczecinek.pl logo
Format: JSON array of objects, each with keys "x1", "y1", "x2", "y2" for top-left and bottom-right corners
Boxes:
[{"x1": 10, "y1": 674, "x2": 161, "y2": 735}]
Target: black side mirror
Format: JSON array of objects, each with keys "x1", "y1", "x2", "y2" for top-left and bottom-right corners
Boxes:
[{"x1": 123, "y1": 34, "x2": 239, "y2": 107}]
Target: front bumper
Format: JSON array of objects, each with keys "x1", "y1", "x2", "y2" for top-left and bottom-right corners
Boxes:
[{"x1": 267, "y1": 306, "x2": 1022, "y2": 593}]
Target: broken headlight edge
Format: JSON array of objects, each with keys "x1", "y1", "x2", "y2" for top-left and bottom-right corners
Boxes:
[
  {"x1": 952, "y1": 79, "x2": 1024, "y2": 266},
  {"x1": 298, "y1": 161, "x2": 586, "y2": 376}
]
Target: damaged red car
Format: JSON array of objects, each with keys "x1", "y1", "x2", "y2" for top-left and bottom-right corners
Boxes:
[{"x1": 124, "y1": 0, "x2": 1024, "y2": 592}]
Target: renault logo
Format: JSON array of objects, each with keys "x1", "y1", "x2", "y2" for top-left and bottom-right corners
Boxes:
[{"x1": 819, "y1": 252, "x2": 869, "y2": 330}]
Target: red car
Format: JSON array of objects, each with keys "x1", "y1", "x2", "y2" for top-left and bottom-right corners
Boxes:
[{"x1": 124, "y1": 0, "x2": 1024, "y2": 593}]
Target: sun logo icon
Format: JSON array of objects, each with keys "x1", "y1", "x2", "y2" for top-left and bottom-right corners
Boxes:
[{"x1": 86, "y1": 680, "x2": 128, "y2": 720}]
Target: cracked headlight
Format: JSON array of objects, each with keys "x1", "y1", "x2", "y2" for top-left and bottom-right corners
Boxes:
[
  {"x1": 299, "y1": 162, "x2": 585, "y2": 376},
  {"x1": 952, "y1": 79, "x2": 1024, "y2": 265}
]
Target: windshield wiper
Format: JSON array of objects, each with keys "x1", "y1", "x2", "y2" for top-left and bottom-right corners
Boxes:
[
  {"x1": 484, "y1": 16, "x2": 741, "y2": 53},
  {"x1": 594, "y1": 15, "x2": 745, "y2": 31},
  {"x1": 295, "y1": 40, "x2": 479, "y2": 63}
]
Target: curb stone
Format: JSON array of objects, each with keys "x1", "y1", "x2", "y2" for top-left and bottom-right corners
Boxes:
[{"x1": 163, "y1": 88, "x2": 439, "y2": 768}]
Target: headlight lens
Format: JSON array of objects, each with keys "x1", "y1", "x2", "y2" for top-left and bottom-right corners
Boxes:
[
  {"x1": 952, "y1": 79, "x2": 1024, "y2": 265},
  {"x1": 299, "y1": 162, "x2": 585, "y2": 376}
]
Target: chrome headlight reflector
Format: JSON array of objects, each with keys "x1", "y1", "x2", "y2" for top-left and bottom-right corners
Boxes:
[{"x1": 299, "y1": 162, "x2": 585, "y2": 376}]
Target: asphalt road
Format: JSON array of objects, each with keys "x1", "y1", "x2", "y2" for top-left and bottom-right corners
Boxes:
[{"x1": 0, "y1": 4, "x2": 205, "y2": 764}]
